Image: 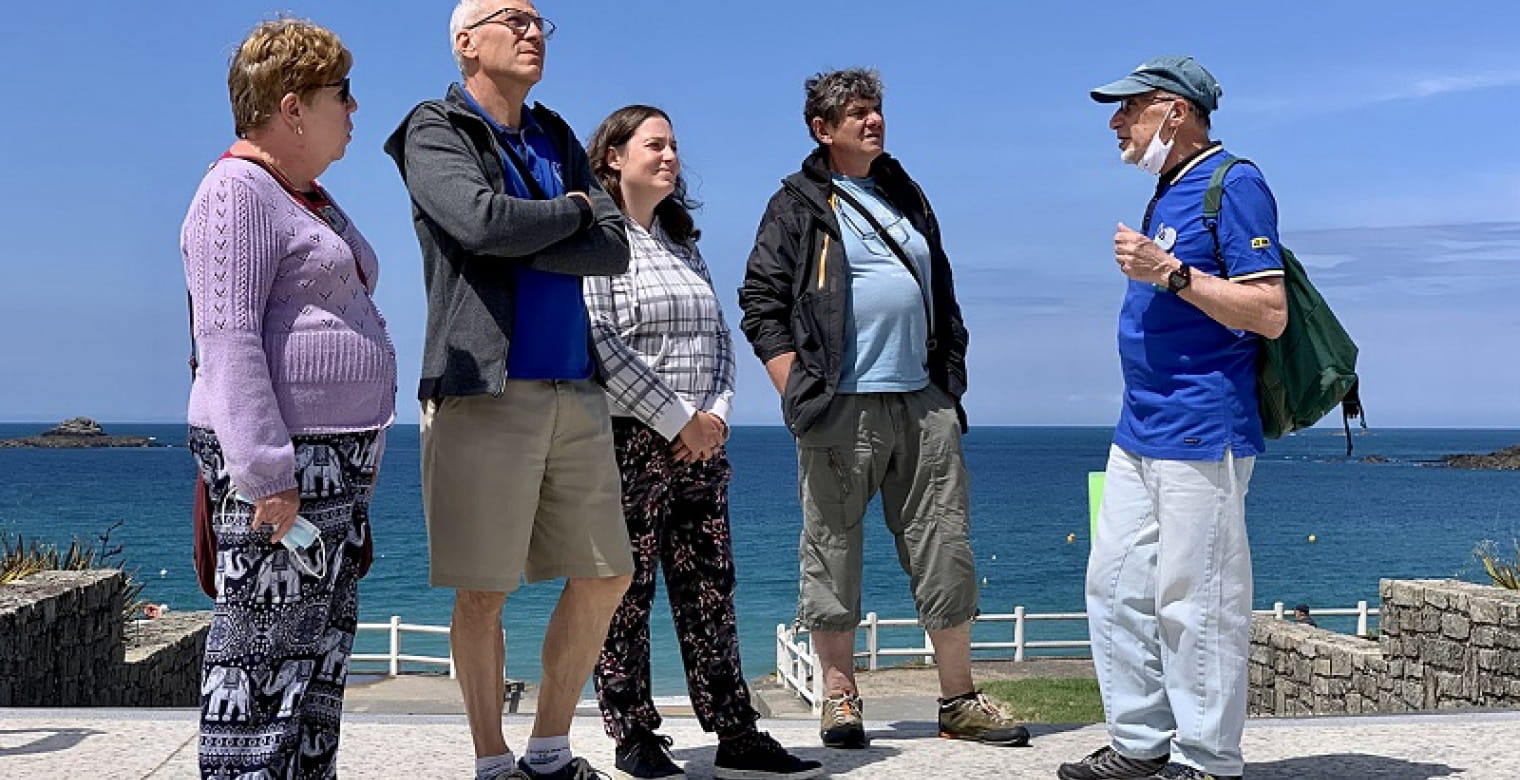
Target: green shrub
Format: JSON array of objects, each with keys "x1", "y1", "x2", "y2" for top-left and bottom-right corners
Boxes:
[
  {"x1": 1473, "y1": 540, "x2": 1520, "y2": 590},
  {"x1": 1, "y1": 520, "x2": 147, "y2": 619}
]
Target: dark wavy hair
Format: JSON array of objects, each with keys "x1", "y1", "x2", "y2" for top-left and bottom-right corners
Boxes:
[{"x1": 586, "y1": 105, "x2": 701, "y2": 245}]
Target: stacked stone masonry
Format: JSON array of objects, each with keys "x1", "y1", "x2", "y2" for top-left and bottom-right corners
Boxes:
[
  {"x1": 0, "y1": 570, "x2": 210, "y2": 706},
  {"x1": 1249, "y1": 579, "x2": 1520, "y2": 716}
]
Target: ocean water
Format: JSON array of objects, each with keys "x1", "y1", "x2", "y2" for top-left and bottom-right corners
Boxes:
[{"x1": 2, "y1": 423, "x2": 1517, "y2": 695}]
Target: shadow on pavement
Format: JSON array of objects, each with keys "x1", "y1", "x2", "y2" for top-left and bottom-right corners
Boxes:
[
  {"x1": 0, "y1": 728, "x2": 105, "y2": 757},
  {"x1": 1246, "y1": 753, "x2": 1462, "y2": 779},
  {"x1": 670, "y1": 743, "x2": 902, "y2": 777}
]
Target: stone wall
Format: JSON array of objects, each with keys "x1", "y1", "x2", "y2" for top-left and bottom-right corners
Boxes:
[
  {"x1": 1380, "y1": 579, "x2": 1520, "y2": 709},
  {"x1": 1249, "y1": 579, "x2": 1520, "y2": 716},
  {"x1": 0, "y1": 570, "x2": 210, "y2": 707}
]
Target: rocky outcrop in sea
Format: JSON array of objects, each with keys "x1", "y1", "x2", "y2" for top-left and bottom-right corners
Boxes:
[
  {"x1": 1442, "y1": 445, "x2": 1520, "y2": 471},
  {"x1": 0, "y1": 417, "x2": 162, "y2": 448}
]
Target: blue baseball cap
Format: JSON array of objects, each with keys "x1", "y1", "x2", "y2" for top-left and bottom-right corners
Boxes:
[{"x1": 1090, "y1": 56, "x2": 1223, "y2": 113}]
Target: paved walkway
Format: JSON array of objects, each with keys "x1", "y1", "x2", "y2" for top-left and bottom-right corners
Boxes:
[{"x1": 4, "y1": 705, "x2": 1518, "y2": 778}]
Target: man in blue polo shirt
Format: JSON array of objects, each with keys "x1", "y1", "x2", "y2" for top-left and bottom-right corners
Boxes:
[
  {"x1": 1057, "y1": 57, "x2": 1287, "y2": 780},
  {"x1": 385, "y1": 3, "x2": 635, "y2": 779}
]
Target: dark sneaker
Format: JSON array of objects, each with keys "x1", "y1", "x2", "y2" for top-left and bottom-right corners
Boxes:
[
  {"x1": 1156, "y1": 764, "x2": 1240, "y2": 780},
  {"x1": 520, "y1": 756, "x2": 611, "y2": 780},
  {"x1": 1056, "y1": 746, "x2": 1170, "y2": 780},
  {"x1": 818, "y1": 693, "x2": 867, "y2": 748},
  {"x1": 937, "y1": 692, "x2": 1031, "y2": 747},
  {"x1": 713, "y1": 730, "x2": 824, "y2": 780},
  {"x1": 614, "y1": 731, "x2": 685, "y2": 780}
]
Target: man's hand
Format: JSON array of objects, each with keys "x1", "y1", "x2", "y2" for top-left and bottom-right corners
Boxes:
[
  {"x1": 672, "y1": 411, "x2": 725, "y2": 462},
  {"x1": 764, "y1": 352, "x2": 797, "y2": 396},
  {"x1": 1114, "y1": 222, "x2": 1181, "y2": 286},
  {"x1": 252, "y1": 488, "x2": 301, "y2": 543}
]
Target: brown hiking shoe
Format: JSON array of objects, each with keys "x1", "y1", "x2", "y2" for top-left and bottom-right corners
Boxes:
[
  {"x1": 937, "y1": 691, "x2": 1031, "y2": 746},
  {"x1": 818, "y1": 692, "x2": 867, "y2": 748}
]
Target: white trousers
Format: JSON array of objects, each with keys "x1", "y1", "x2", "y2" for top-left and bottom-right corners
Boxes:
[{"x1": 1086, "y1": 444, "x2": 1255, "y2": 776}]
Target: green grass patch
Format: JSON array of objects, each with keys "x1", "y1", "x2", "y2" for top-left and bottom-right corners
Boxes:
[{"x1": 981, "y1": 678, "x2": 1105, "y2": 724}]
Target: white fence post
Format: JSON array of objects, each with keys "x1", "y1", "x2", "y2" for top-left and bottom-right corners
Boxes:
[
  {"x1": 807, "y1": 639, "x2": 823, "y2": 713},
  {"x1": 1273, "y1": 601, "x2": 1285, "y2": 620},
  {"x1": 1357, "y1": 600, "x2": 1369, "y2": 636},
  {"x1": 1013, "y1": 606, "x2": 1026, "y2": 662},
  {"x1": 865, "y1": 612, "x2": 879, "y2": 671},
  {"x1": 776, "y1": 624, "x2": 787, "y2": 684},
  {"x1": 388, "y1": 615, "x2": 401, "y2": 676},
  {"x1": 922, "y1": 628, "x2": 934, "y2": 666}
]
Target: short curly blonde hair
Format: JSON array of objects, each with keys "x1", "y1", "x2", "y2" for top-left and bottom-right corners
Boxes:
[{"x1": 228, "y1": 18, "x2": 352, "y2": 136}]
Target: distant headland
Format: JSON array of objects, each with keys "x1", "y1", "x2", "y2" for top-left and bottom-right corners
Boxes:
[{"x1": 0, "y1": 417, "x2": 164, "y2": 448}]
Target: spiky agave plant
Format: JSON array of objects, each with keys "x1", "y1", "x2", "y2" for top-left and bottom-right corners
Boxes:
[
  {"x1": 1, "y1": 520, "x2": 147, "y2": 618},
  {"x1": 1473, "y1": 540, "x2": 1520, "y2": 590}
]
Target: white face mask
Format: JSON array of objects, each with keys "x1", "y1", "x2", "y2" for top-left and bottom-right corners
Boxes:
[{"x1": 1128, "y1": 103, "x2": 1176, "y2": 175}]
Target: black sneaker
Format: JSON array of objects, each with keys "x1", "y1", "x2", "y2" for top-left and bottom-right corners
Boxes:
[
  {"x1": 613, "y1": 731, "x2": 686, "y2": 780},
  {"x1": 713, "y1": 730, "x2": 825, "y2": 780},
  {"x1": 1156, "y1": 764, "x2": 1240, "y2": 780},
  {"x1": 1056, "y1": 745, "x2": 1170, "y2": 780},
  {"x1": 519, "y1": 756, "x2": 611, "y2": 780}
]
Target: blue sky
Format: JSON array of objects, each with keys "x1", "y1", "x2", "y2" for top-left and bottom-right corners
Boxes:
[{"x1": 3, "y1": 1, "x2": 1518, "y2": 427}]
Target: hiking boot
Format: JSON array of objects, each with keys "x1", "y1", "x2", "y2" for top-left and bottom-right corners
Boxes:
[
  {"x1": 818, "y1": 692, "x2": 867, "y2": 748},
  {"x1": 937, "y1": 691, "x2": 1031, "y2": 746},
  {"x1": 613, "y1": 730, "x2": 685, "y2": 780},
  {"x1": 713, "y1": 729, "x2": 825, "y2": 779},
  {"x1": 1156, "y1": 764, "x2": 1241, "y2": 780},
  {"x1": 1056, "y1": 746, "x2": 1170, "y2": 780},
  {"x1": 519, "y1": 756, "x2": 611, "y2": 780}
]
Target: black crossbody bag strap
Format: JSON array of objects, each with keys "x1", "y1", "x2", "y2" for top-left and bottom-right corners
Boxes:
[
  {"x1": 831, "y1": 186, "x2": 934, "y2": 335},
  {"x1": 186, "y1": 291, "x2": 198, "y2": 381}
]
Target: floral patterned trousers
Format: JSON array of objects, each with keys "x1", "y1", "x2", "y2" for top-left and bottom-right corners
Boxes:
[{"x1": 594, "y1": 419, "x2": 760, "y2": 742}]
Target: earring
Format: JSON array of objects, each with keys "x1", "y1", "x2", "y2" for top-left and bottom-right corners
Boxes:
[{"x1": 296, "y1": 125, "x2": 304, "y2": 136}]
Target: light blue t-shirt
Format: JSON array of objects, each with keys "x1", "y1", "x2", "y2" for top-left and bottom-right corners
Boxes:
[{"x1": 831, "y1": 175, "x2": 932, "y2": 394}]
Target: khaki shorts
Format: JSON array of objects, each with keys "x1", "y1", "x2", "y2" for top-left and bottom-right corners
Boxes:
[
  {"x1": 420, "y1": 380, "x2": 633, "y2": 591},
  {"x1": 795, "y1": 384, "x2": 977, "y2": 632}
]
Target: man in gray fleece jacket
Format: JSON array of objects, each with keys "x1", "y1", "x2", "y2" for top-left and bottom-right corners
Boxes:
[{"x1": 383, "y1": 2, "x2": 633, "y2": 779}]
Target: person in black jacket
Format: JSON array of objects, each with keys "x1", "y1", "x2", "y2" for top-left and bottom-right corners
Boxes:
[
  {"x1": 738, "y1": 68, "x2": 1028, "y2": 751},
  {"x1": 384, "y1": 2, "x2": 633, "y2": 779}
]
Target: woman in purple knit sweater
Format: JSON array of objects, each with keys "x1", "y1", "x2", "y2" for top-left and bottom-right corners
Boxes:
[{"x1": 181, "y1": 19, "x2": 395, "y2": 779}]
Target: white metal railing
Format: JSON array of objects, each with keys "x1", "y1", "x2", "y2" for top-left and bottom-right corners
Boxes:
[
  {"x1": 350, "y1": 615, "x2": 513, "y2": 679},
  {"x1": 774, "y1": 600, "x2": 1380, "y2": 711}
]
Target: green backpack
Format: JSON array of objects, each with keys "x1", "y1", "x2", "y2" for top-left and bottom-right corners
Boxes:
[{"x1": 1203, "y1": 157, "x2": 1366, "y2": 454}]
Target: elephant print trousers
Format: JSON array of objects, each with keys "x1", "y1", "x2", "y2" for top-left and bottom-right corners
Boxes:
[
  {"x1": 594, "y1": 419, "x2": 760, "y2": 742},
  {"x1": 189, "y1": 427, "x2": 382, "y2": 780}
]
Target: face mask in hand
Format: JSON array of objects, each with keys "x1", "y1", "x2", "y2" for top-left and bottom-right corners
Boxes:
[{"x1": 1129, "y1": 103, "x2": 1176, "y2": 176}]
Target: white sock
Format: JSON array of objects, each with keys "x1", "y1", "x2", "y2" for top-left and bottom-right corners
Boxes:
[
  {"x1": 475, "y1": 752, "x2": 517, "y2": 780},
  {"x1": 523, "y1": 736, "x2": 572, "y2": 776}
]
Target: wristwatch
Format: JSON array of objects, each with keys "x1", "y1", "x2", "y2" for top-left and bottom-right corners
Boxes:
[{"x1": 1165, "y1": 264, "x2": 1192, "y2": 294}]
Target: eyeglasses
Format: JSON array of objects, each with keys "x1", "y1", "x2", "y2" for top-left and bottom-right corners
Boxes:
[
  {"x1": 466, "y1": 8, "x2": 556, "y2": 40},
  {"x1": 1117, "y1": 95, "x2": 1176, "y2": 115},
  {"x1": 319, "y1": 77, "x2": 352, "y2": 104}
]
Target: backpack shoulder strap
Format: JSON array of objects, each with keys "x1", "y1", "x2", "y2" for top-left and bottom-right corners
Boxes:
[
  {"x1": 1202, "y1": 155, "x2": 1254, "y2": 271},
  {"x1": 1202, "y1": 155, "x2": 1252, "y2": 219}
]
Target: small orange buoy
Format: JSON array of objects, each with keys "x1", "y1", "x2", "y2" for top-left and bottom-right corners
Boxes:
[{"x1": 1066, "y1": 533, "x2": 1077, "y2": 544}]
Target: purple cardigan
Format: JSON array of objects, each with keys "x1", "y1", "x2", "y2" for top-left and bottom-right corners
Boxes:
[{"x1": 182, "y1": 158, "x2": 396, "y2": 499}]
